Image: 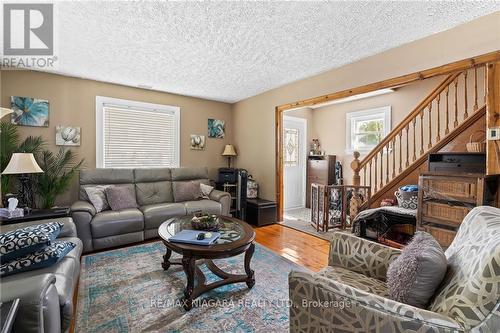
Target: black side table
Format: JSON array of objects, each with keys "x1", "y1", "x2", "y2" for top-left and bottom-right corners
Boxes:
[
  {"x1": 0, "y1": 207, "x2": 70, "y2": 225},
  {"x1": 0, "y1": 299, "x2": 20, "y2": 333}
]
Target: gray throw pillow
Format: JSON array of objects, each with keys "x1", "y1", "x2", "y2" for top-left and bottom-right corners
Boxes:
[
  {"x1": 173, "y1": 180, "x2": 209, "y2": 202},
  {"x1": 387, "y1": 231, "x2": 447, "y2": 308},
  {"x1": 105, "y1": 186, "x2": 138, "y2": 211},
  {"x1": 199, "y1": 183, "x2": 214, "y2": 199},
  {"x1": 84, "y1": 185, "x2": 110, "y2": 212}
]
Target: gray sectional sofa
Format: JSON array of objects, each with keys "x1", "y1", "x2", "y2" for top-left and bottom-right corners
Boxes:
[
  {"x1": 0, "y1": 217, "x2": 82, "y2": 333},
  {"x1": 70, "y1": 167, "x2": 231, "y2": 253}
]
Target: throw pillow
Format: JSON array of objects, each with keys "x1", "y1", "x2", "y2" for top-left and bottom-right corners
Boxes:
[
  {"x1": 105, "y1": 186, "x2": 138, "y2": 211},
  {"x1": 0, "y1": 221, "x2": 64, "y2": 263},
  {"x1": 199, "y1": 183, "x2": 214, "y2": 199},
  {"x1": 0, "y1": 241, "x2": 76, "y2": 277},
  {"x1": 387, "y1": 232, "x2": 447, "y2": 308},
  {"x1": 84, "y1": 185, "x2": 110, "y2": 212},
  {"x1": 173, "y1": 181, "x2": 205, "y2": 202}
]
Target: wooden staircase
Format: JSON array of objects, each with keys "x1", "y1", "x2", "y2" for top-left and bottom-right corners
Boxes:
[{"x1": 351, "y1": 64, "x2": 488, "y2": 205}]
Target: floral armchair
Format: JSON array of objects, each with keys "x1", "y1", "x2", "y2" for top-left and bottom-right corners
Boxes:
[{"x1": 289, "y1": 206, "x2": 500, "y2": 332}]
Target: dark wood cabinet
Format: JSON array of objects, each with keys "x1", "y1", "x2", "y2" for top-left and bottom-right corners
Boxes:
[
  {"x1": 306, "y1": 155, "x2": 336, "y2": 208},
  {"x1": 417, "y1": 172, "x2": 499, "y2": 248}
]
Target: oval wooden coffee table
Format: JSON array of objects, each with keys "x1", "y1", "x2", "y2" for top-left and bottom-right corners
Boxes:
[{"x1": 158, "y1": 215, "x2": 256, "y2": 310}]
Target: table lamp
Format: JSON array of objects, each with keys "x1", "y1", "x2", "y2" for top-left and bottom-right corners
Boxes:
[
  {"x1": 2, "y1": 153, "x2": 43, "y2": 211},
  {"x1": 0, "y1": 107, "x2": 14, "y2": 119},
  {"x1": 222, "y1": 144, "x2": 237, "y2": 168}
]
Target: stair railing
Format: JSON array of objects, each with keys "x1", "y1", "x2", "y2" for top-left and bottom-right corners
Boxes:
[{"x1": 351, "y1": 64, "x2": 488, "y2": 198}]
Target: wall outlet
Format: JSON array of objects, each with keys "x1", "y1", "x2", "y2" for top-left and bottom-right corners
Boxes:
[{"x1": 487, "y1": 127, "x2": 500, "y2": 140}]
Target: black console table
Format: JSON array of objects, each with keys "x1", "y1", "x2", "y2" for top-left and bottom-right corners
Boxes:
[{"x1": 0, "y1": 207, "x2": 70, "y2": 225}]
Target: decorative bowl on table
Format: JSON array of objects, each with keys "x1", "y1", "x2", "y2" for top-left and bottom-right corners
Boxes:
[{"x1": 191, "y1": 213, "x2": 220, "y2": 231}]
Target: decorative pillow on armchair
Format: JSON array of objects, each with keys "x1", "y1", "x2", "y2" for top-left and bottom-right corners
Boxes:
[
  {"x1": 0, "y1": 221, "x2": 64, "y2": 263},
  {"x1": 387, "y1": 232, "x2": 447, "y2": 308},
  {"x1": 0, "y1": 241, "x2": 75, "y2": 277}
]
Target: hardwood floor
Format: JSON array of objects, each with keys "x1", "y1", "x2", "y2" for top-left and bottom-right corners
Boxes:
[{"x1": 254, "y1": 223, "x2": 330, "y2": 272}]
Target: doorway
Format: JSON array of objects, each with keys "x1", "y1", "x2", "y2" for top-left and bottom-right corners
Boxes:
[{"x1": 283, "y1": 116, "x2": 307, "y2": 211}]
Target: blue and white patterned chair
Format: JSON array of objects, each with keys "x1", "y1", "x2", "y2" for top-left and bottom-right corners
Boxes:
[{"x1": 289, "y1": 206, "x2": 500, "y2": 332}]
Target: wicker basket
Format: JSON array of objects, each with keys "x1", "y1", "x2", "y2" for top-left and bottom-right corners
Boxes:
[{"x1": 466, "y1": 131, "x2": 486, "y2": 153}]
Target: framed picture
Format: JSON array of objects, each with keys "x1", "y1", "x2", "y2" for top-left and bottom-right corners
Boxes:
[
  {"x1": 190, "y1": 134, "x2": 206, "y2": 150},
  {"x1": 11, "y1": 96, "x2": 49, "y2": 127},
  {"x1": 56, "y1": 126, "x2": 81, "y2": 146},
  {"x1": 208, "y1": 119, "x2": 225, "y2": 138}
]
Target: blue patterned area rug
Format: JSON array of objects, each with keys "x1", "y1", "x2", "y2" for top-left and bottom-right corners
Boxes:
[{"x1": 75, "y1": 241, "x2": 307, "y2": 333}]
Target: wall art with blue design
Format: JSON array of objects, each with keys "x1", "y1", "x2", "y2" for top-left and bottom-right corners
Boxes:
[{"x1": 10, "y1": 96, "x2": 49, "y2": 127}]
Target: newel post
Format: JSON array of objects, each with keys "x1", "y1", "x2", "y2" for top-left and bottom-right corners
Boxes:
[{"x1": 351, "y1": 151, "x2": 361, "y2": 186}]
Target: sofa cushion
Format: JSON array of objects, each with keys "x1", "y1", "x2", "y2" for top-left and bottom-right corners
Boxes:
[
  {"x1": 0, "y1": 221, "x2": 63, "y2": 263},
  {"x1": 317, "y1": 266, "x2": 389, "y2": 297},
  {"x1": 84, "y1": 185, "x2": 110, "y2": 212},
  {"x1": 140, "y1": 203, "x2": 186, "y2": 230},
  {"x1": 91, "y1": 208, "x2": 144, "y2": 238},
  {"x1": 79, "y1": 169, "x2": 134, "y2": 200},
  {"x1": 184, "y1": 200, "x2": 222, "y2": 215},
  {"x1": 135, "y1": 181, "x2": 173, "y2": 206},
  {"x1": 171, "y1": 167, "x2": 208, "y2": 181},
  {"x1": 0, "y1": 241, "x2": 76, "y2": 277},
  {"x1": 134, "y1": 168, "x2": 171, "y2": 182},
  {"x1": 387, "y1": 231, "x2": 447, "y2": 308},
  {"x1": 106, "y1": 186, "x2": 138, "y2": 211}
]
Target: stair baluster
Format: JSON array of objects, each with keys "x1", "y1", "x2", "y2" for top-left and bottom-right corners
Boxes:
[
  {"x1": 428, "y1": 102, "x2": 432, "y2": 149},
  {"x1": 350, "y1": 65, "x2": 487, "y2": 204}
]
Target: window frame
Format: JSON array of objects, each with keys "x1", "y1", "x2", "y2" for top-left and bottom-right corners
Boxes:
[
  {"x1": 95, "y1": 96, "x2": 180, "y2": 168},
  {"x1": 345, "y1": 106, "x2": 391, "y2": 154}
]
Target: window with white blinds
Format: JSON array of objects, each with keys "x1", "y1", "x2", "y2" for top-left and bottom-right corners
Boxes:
[{"x1": 95, "y1": 96, "x2": 180, "y2": 168}]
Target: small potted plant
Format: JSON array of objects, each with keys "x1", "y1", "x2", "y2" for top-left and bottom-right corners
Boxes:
[{"x1": 191, "y1": 213, "x2": 220, "y2": 231}]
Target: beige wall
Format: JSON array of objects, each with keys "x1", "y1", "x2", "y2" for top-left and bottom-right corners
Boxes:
[
  {"x1": 233, "y1": 12, "x2": 500, "y2": 200},
  {"x1": 1, "y1": 70, "x2": 233, "y2": 206}
]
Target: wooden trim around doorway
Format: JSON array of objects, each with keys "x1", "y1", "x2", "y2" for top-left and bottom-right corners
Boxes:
[{"x1": 275, "y1": 51, "x2": 500, "y2": 221}]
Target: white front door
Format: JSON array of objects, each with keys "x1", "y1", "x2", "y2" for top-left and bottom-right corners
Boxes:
[{"x1": 283, "y1": 116, "x2": 307, "y2": 210}]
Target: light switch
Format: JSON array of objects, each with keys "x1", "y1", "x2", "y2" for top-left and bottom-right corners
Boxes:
[{"x1": 487, "y1": 127, "x2": 500, "y2": 140}]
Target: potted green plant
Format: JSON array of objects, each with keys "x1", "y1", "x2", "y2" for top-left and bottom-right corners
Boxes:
[{"x1": 34, "y1": 148, "x2": 84, "y2": 209}]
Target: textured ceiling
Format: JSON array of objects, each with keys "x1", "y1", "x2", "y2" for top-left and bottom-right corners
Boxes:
[{"x1": 47, "y1": 2, "x2": 500, "y2": 103}]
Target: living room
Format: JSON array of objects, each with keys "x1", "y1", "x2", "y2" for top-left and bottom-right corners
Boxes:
[{"x1": 1, "y1": 2, "x2": 500, "y2": 333}]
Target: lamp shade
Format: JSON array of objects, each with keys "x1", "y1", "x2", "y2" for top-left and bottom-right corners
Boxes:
[
  {"x1": 0, "y1": 107, "x2": 13, "y2": 119},
  {"x1": 2, "y1": 153, "x2": 43, "y2": 175},
  {"x1": 222, "y1": 144, "x2": 237, "y2": 156}
]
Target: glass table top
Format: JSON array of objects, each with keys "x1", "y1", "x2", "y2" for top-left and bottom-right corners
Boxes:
[{"x1": 162, "y1": 215, "x2": 244, "y2": 245}]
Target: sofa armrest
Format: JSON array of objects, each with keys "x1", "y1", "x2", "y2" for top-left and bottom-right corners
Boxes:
[
  {"x1": 70, "y1": 200, "x2": 95, "y2": 253},
  {"x1": 70, "y1": 200, "x2": 96, "y2": 216},
  {"x1": 289, "y1": 271, "x2": 461, "y2": 333},
  {"x1": 328, "y1": 232, "x2": 401, "y2": 281},
  {"x1": 209, "y1": 189, "x2": 231, "y2": 216},
  {"x1": 0, "y1": 274, "x2": 61, "y2": 333}
]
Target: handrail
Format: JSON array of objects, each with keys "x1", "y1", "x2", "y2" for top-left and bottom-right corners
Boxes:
[{"x1": 356, "y1": 72, "x2": 461, "y2": 170}]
